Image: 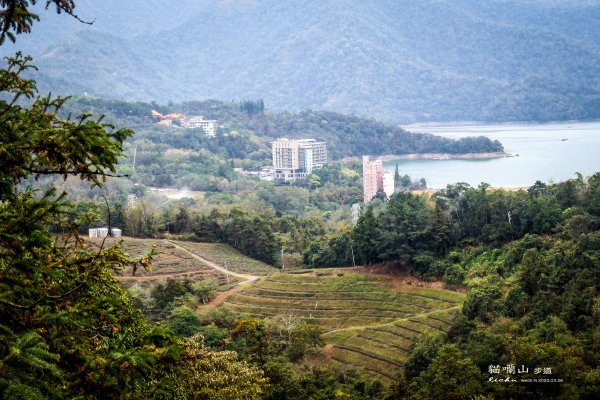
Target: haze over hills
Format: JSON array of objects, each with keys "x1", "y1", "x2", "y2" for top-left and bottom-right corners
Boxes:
[{"x1": 6, "y1": 0, "x2": 600, "y2": 123}]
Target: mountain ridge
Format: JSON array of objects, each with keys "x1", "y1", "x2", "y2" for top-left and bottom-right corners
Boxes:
[{"x1": 7, "y1": 0, "x2": 600, "y2": 123}]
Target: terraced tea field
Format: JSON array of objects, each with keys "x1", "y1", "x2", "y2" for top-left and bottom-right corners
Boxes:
[
  {"x1": 86, "y1": 238, "x2": 244, "y2": 289},
  {"x1": 221, "y1": 269, "x2": 464, "y2": 383}
]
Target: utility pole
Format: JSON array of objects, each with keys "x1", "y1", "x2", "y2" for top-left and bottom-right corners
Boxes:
[
  {"x1": 132, "y1": 146, "x2": 137, "y2": 171},
  {"x1": 281, "y1": 246, "x2": 285, "y2": 270},
  {"x1": 225, "y1": 261, "x2": 229, "y2": 284},
  {"x1": 351, "y1": 243, "x2": 356, "y2": 268}
]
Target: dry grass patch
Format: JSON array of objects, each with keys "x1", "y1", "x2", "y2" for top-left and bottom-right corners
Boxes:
[
  {"x1": 86, "y1": 237, "x2": 238, "y2": 289},
  {"x1": 172, "y1": 241, "x2": 277, "y2": 276}
]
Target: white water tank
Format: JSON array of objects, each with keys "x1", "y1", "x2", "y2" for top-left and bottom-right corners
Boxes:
[
  {"x1": 111, "y1": 228, "x2": 122, "y2": 238},
  {"x1": 97, "y1": 228, "x2": 109, "y2": 238},
  {"x1": 88, "y1": 228, "x2": 98, "y2": 238}
]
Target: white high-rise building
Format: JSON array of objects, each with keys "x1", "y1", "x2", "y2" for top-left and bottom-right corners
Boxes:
[
  {"x1": 271, "y1": 138, "x2": 327, "y2": 181},
  {"x1": 382, "y1": 171, "x2": 395, "y2": 199}
]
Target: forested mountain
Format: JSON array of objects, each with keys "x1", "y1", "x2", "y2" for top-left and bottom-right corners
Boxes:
[
  {"x1": 6, "y1": 0, "x2": 600, "y2": 123},
  {"x1": 62, "y1": 96, "x2": 504, "y2": 163}
]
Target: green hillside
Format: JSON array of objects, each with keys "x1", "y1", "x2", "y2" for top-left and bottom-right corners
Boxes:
[
  {"x1": 3, "y1": 2, "x2": 600, "y2": 398},
  {"x1": 56, "y1": 96, "x2": 503, "y2": 182},
  {"x1": 86, "y1": 238, "x2": 277, "y2": 290},
  {"x1": 221, "y1": 269, "x2": 464, "y2": 383}
]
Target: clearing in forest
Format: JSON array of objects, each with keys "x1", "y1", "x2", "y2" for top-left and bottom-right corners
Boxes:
[
  {"x1": 86, "y1": 237, "x2": 247, "y2": 290},
  {"x1": 170, "y1": 241, "x2": 278, "y2": 276},
  {"x1": 221, "y1": 269, "x2": 464, "y2": 383}
]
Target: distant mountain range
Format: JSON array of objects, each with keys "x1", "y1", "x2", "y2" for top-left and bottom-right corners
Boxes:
[{"x1": 5, "y1": 0, "x2": 600, "y2": 123}]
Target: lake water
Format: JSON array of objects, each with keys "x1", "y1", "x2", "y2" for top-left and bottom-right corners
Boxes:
[{"x1": 383, "y1": 121, "x2": 600, "y2": 189}]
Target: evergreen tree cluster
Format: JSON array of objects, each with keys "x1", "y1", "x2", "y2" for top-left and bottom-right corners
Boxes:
[
  {"x1": 194, "y1": 208, "x2": 279, "y2": 264},
  {"x1": 239, "y1": 99, "x2": 265, "y2": 116}
]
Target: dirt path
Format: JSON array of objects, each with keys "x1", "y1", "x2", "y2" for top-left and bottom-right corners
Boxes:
[
  {"x1": 166, "y1": 240, "x2": 260, "y2": 311},
  {"x1": 197, "y1": 278, "x2": 256, "y2": 312},
  {"x1": 167, "y1": 240, "x2": 258, "y2": 280}
]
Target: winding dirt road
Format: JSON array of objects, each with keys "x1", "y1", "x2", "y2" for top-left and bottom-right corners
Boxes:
[
  {"x1": 166, "y1": 240, "x2": 259, "y2": 310},
  {"x1": 167, "y1": 240, "x2": 259, "y2": 281}
]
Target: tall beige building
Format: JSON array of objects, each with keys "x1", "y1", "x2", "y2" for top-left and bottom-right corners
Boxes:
[
  {"x1": 363, "y1": 156, "x2": 383, "y2": 202},
  {"x1": 363, "y1": 156, "x2": 394, "y2": 202},
  {"x1": 272, "y1": 138, "x2": 327, "y2": 180}
]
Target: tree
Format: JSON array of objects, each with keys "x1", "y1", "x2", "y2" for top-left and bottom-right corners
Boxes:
[
  {"x1": 231, "y1": 319, "x2": 268, "y2": 364},
  {"x1": 134, "y1": 332, "x2": 267, "y2": 400},
  {"x1": 352, "y1": 206, "x2": 379, "y2": 265},
  {"x1": 240, "y1": 99, "x2": 265, "y2": 116},
  {"x1": 214, "y1": 208, "x2": 278, "y2": 264},
  {"x1": 303, "y1": 229, "x2": 354, "y2": 268},
  {"x1": 373, "y1": 186, "x2": 388, "y2": 201},
  {"x1": 123, "y1": 199, "x2": 161, "y2": 237},
  {"x1": 168, "y1": 306, "x2": 203, "y2": 337},
  {"x1": 174, "y1": 204, "x2": 191, "y2": 233},
  {"x1": 528, "y1": 180, "x2": 548, "y2": 197},
  {"x1": 308, "y1": 173, "x2": 321, "y2": 189},
  {"x1": 430, "y1": 202, "x2": 452, "y2": 254},
  {"x1": 264, "y1": 314, "x2": 324, "y2": 361},
  {"x1": 170, "y1": 334, "x2": 267, "y2": 399},
  {"x1": 376, "y1": 192, "x2": 432, "y2": 265},
  {"x1": 399, "y1": 174, "x2": 412, "y2": 188},
  {"x1": 193, "y1": 278, "x2": 217, "y2": 305},
  {"x1": 0, "y1": 52, "x2": 162, "y2": 397},
  {"x1": 407, "y1": 345, "x2": 484, "y2": 400},
  {"x1": 0, "y1": 1, "x2": 83, "y2": 45},
  {"x1": 462, "y1": 280, "x2": 506, "y2": 323},
  {"x1": 404, "y1": 331, "x2": 445, "y2": 380},
  {"x1": 0, "y1": 11, "x2": 267, "y2": 397}
]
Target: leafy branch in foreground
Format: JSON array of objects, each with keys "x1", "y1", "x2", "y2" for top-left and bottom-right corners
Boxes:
[
  {"x1": 0, "y1": 53, "x2": 266, "y2": 398},
  {"x1": 0, "y1": 53, "x2": 132, "y2": 197},
  {"x1": 0, "y1": 1, "x2": 92, "y2": 45}
]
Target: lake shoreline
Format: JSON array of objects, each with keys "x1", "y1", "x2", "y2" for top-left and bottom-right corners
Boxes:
[
  {"x1": 401, "y1": 119, "x2": 600, "y2": 130},
  {"x1": 411, "y1": 185, "x2": 529, "y2": 195},
  {"x1": 341, "y1": 151, "x2": 509, "y2": 163},
  {"x1": 355, "y1": 121, "x2": 598, "y2": 189}
]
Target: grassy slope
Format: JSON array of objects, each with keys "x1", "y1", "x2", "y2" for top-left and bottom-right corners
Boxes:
[
  {"x1": 172, "y1": 241, "x2": 278, "y2": 276},
  {"x1": 221, "y1": 269, "x2": 464, "y2": 383},
  {"x1": 87, "y1": 237, "x2": 276, "y2": 289}
]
